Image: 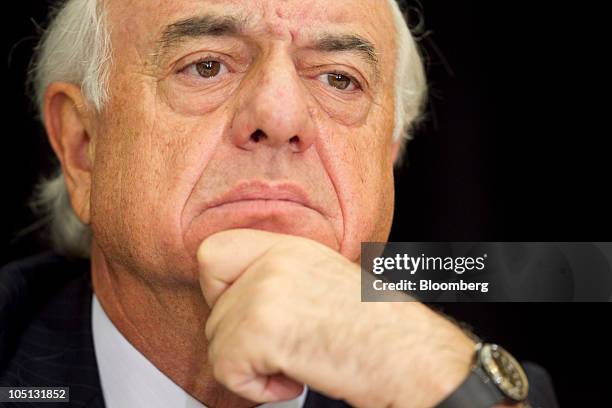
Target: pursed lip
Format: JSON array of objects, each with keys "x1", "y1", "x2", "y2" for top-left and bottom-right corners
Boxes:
[{"x1": 205, "y1": 180, "x2": 316, "y2": 212}]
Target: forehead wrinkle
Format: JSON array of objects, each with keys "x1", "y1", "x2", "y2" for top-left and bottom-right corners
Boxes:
[{"x1": 121, "y1": 1, "x2": 391, "y2": 80}]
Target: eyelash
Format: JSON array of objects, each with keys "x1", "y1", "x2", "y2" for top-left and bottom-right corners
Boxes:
[{"x1": 178, "y1": 57, "x2": 363, "y2": 92}]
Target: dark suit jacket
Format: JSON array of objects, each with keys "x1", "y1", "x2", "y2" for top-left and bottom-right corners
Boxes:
[{"x1": 0, "y1": 253, "x2": 559, "y2": 408}]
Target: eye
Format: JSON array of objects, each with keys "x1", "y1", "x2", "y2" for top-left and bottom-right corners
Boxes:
[
  {"x1": 183, "y1": 59, "x2": 229, "y2": 79},
  {"x1": 318, "y1": 73, "x2": 359, "y2": 91},
  {"x1": 196, "y1": 60, "x2": 222, "y2": 78}
]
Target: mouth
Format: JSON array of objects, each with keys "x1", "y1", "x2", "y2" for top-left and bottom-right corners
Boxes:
[
  {"x1": 183, "y1": 179, "x2": 340, "y2": 255},
  {"x1": 205, "y1": 180, "x2": 315, "y2": 213}
]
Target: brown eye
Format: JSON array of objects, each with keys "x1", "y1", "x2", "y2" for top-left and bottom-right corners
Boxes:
[
  {"x1": 195, "y1": 60, "x2": 222, "y2": 78},
  {"x1": 319, "y1": 72, "x2": 359, "y2": 91},
  {"x1": 328, "y1": 74, "x2": 351, "y2": 90}
]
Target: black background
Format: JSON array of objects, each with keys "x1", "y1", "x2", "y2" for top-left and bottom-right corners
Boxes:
[{"x1": 2, "y1": 1, "x2": 610, "y2": 406}]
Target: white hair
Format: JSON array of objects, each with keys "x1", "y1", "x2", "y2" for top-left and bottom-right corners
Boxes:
[{"x1": 29, "y1": 0, "x2": 426, "y2": 258}]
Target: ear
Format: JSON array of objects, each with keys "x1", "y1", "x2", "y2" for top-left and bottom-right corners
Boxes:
[{"x1": 43, "y1": 83, "x2": 95, "y2": 225}]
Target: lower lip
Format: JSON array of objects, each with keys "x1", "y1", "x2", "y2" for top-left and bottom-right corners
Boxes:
[{"x1": 206, "y1": 199, "x2": 311, "y2": 215}]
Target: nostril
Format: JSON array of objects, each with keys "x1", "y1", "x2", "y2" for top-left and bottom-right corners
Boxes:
[
  {"x1": 251, "y1": 129, "x2": 266, "y2": 143},
  {"x1": 289, "y1": 136, "x2": 299, "y2": 144}
]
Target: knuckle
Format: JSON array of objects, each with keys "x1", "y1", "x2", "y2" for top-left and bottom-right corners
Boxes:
[
  {"x1": 196, "y1": 240, "x2": 212, "y2": 266},
  {"x1": 196, "y1": 231, "x2": 232, "y2": 270},
  {"x1": 260, "y1": 248, "x2": 296, "y2": 273},
  {"x1": 209, "y1": 339, "x2": 238, "y2": 384},
  {"x1": 252, "y1": 256, "x2": 292, "y2": 293},
  {"x1": 212, "y1": 358, "x2": 233, "y2": 384},
  {"x1": 196, "y1": 252, "x2": 215, "y2": 281}
]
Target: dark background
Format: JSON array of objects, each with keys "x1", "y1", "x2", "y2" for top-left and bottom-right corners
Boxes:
[{"x1": 2, "y1": 1, "x2": 610, "y2": 406}]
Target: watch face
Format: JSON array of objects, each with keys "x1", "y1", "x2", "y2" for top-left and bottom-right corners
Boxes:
[{"x1": 480, "y1": 344, "x2": 529, "y2": 401}]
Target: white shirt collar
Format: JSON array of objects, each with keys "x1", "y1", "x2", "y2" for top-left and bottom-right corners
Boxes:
[{"x1": 92, "y1": 294, "x2": 307, "y2": 408}]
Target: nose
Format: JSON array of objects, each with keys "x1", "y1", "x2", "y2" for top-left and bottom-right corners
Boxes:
[{"x1": 230, "y1": 54, "x2": 317, "y2": 153}]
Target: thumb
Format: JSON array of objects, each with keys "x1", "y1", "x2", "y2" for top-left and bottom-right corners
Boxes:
[{"x1": 197, "y1": 228, "x2": 287, "y2": 307}]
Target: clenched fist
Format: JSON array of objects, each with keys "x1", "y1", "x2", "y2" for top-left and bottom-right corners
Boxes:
[{"x1": 197, "y1": 229, "x2": 478, "y2": 408}]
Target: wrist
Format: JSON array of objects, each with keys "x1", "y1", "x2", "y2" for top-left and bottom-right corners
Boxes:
[
  {"x1": 425, "y1": 329, "x2": 477, "y2": 407},
  {"x1": 379, "y1": 303, "x2": 477, "y2": 408},
  {"x1": 435, "y1": 343, "x2": 530, "y2": 408}
]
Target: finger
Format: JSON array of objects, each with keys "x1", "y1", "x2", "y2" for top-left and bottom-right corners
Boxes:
[
  {"x1": 229, "y1": 373, "x2": 304, "y2": 403},
  {"x1": 197, "y1": 229, "x2": 288, "y2": 307},
  {"x1": 208, "y1": 326, "x2": 305, "y2": 403}
]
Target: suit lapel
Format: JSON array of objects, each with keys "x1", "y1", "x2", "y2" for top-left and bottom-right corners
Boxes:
[{"x1": 303, "y1": 390, "x2": 352, "y2": 407}]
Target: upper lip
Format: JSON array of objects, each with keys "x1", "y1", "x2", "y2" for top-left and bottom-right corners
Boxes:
[{"x1": 206, "y1": 180, "x2": 315, "y2": 211}]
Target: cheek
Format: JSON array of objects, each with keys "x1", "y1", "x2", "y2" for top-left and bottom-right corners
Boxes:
[
  {"x1": 89, "y1": 92, "x2": 228, "y2": 281},
  {"x1": 316, "y1": 111, "x2": 396, "y2": 262},
  {"x1": 306, "y1": 80, "x2": 373, "y2": 127},
  {"x1": 158, "y1": 72, "x2": 241, "y2": 116}
]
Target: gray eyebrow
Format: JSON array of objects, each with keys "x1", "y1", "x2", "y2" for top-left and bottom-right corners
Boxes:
[
  {"x1": 152, "y1": 14, "x2": 245, "y2": 62},
  {"x1": 315, "y1": 33, "x2": 379, "y2": 76},
  {"x1": 151, "y1": 14, "x2": 379, "y2": 78}
]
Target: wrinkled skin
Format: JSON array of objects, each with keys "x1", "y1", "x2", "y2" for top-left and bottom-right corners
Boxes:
[
  {"x1": 89, "y1": 0, "x2": 397, "y2": 283},
  {"x1": 44, "y1": 0, "x2": 521, "y2": 407}
]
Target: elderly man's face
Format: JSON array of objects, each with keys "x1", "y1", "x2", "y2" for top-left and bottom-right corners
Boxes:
[{"x1": 89, "y1": 0, "x2": 398, "y2": 281}]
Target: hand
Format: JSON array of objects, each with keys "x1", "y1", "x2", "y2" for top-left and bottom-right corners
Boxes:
[{"x1": 198, "y1": 229, "x2": 477, "y2": 408}]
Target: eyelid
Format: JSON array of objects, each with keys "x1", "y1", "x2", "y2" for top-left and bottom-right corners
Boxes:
[
  {"x1": 173, "y1": 53, "x2": 368, "y2": 97},
  {"x1": 301, "y1": 63, "x2": 368, "y2": 91}
]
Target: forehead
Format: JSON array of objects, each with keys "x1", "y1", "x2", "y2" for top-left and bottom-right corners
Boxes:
[{"x1": 106, "y1": 0, "x2": 396, "y2": 58}]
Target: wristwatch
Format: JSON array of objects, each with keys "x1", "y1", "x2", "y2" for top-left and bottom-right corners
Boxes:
[{"x1": 437, "y1": 343, "x2": 529, "y2": 408}]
